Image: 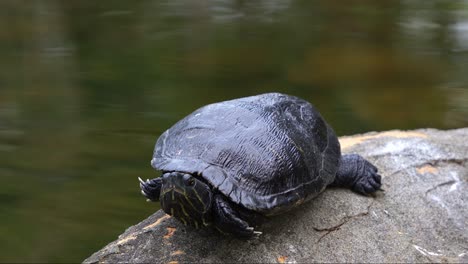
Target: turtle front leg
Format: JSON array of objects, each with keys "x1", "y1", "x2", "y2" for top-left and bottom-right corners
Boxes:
[
  {"x1": 332, "y1": 154, "x2": 382, "y2": 194},
  {"x1": 212, "y1": 194, "x2": 261, "y2": 238},
  {"x1": 139, "y1": 177, "x2": 162, "y2": 201}
]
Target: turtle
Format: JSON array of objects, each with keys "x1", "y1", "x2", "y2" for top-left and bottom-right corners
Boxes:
[{"x1": 139, "y1": 93, "x2": 381, "y2": 237}]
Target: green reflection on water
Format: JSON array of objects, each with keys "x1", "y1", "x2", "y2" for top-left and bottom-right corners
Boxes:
[{"x1": 0, "y1": 0, "x2": 467, "y2": 262}]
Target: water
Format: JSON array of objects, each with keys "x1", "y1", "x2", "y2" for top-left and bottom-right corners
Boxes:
[{"x1": 0, "y1": 1, "x2": 467, "y2": 262}]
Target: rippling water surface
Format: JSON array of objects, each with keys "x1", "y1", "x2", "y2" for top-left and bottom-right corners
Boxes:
[{"x1": 0, "y1": 1, "x2": 467, "y2": 262}]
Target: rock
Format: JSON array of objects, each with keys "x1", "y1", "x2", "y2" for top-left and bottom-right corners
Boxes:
[{"x1": 84, "y1": 128, "x2": 468, "y2": 263}]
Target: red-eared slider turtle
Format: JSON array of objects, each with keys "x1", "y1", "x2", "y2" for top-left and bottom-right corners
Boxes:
[{"x1": 139, "y1": 93, "x2": 381, "y2": 237}]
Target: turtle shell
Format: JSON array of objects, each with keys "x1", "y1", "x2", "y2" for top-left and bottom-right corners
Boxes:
[{"x1": 152, "y1": 93, "x2": 341, "y2": 215}]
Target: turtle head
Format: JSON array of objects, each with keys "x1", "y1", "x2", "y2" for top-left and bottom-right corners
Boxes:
[{"x1": 160, "y1": 172, "x2": 213, "y2": 228}]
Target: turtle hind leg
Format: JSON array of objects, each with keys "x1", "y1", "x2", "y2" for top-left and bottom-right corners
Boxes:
[
  {"x1": 139, "y1": 177, "x2": 162, "y2": 201},
  {"x1": 212, "y1": 194, "x2": 262, "y2": 238},
  {"x1": 331, "y1": 154, "x2": 382, "y2": 194}
]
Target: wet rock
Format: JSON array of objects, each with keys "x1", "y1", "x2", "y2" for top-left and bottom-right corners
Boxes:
[{"x1": 84, "y1": 128, "x2": 468, "y2": 263}]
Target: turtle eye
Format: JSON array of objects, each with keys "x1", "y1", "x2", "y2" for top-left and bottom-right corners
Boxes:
[
  {"x1": 187, "y1": 178, "x2": 195, "y2": 186},
  {"x1": 183, "y1": 174, "x2": 195, "y2": 186}
]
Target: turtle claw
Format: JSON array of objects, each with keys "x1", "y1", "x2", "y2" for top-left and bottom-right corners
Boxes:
[
  {"x1": 246, "y1": 227, "x2": 262, "y2": 237},
  {"x1": 138, "y1": 177, "x2": 146, "y2": 184},
  {"x1": 248, "y1": 228, "x2": 262, "y2": 238}
]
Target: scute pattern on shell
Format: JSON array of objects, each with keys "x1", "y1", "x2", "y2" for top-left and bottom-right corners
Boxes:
[{"x1": 152, "y1": 93, "x2": 341, "y2": 214}]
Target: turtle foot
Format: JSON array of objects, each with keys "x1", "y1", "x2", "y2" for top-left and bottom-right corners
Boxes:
[
  {"x1": 213, "y1": 194, "x2": 261, "y2": 238},
  {"x1": 351, "y1": 160, "x2": 382, "y2": 194},
  {"x1": 334, "y1": 154, "x2": 382, "y2": 195},
  {"x1": 139, "y1": 177, "x2": 162, "y2": 202}
]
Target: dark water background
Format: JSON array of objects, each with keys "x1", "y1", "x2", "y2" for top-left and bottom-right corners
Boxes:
[{"x1": 1, "y1": 1, "x2": 467, "y2": 262}]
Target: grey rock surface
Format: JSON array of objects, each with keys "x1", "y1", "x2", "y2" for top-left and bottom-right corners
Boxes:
[{"x1": 84, "y1": 128, "x2": 468, "y2": 263}]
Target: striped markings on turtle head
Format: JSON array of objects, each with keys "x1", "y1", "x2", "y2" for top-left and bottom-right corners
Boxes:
[{"x1": 160, "y1": 172, "x2": 213, "y2": 228}]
